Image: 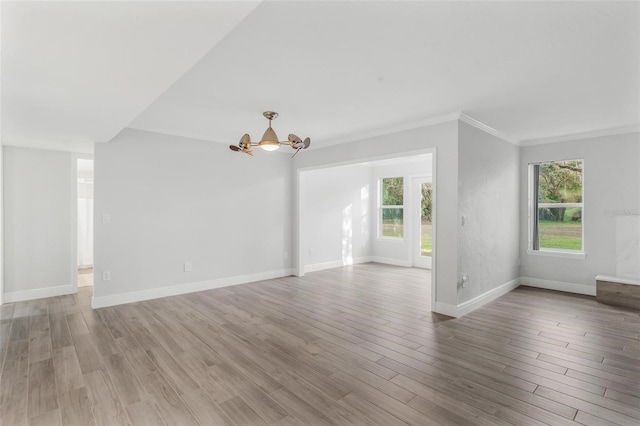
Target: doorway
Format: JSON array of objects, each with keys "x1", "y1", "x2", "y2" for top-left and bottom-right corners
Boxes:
[
  {"x1": 296, "y1": 149, "x2": 436, "y2": 312},
  {"x1": 412, "y1": 177, "x2": 433, "y2": 269},
  {"x1": 77, "y1": 158, "x2": 94, "y2": 287}
]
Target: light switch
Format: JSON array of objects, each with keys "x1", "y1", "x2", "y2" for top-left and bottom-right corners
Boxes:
[{"x1": 102, "y1": 213, "x2": 111, "y2": 224}]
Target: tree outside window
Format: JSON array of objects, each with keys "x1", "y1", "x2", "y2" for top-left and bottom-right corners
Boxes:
[
  {"x1": 531, "y1": 159, "x2": 583, "y2": 252},
  {"x1": 380, "y1": 177, "x2": 404, "y2": 238}
]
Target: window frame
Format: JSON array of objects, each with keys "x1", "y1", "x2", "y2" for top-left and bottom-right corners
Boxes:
[
  {"x1": 378, "y1": 176, "x2": 405, "y2": 240},
  {"x1": 527, "y1": 158, "x2": 585, "y2": 258}
]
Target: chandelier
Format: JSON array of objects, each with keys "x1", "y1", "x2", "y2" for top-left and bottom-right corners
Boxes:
[{"x1": 229, "y1": 111, "x2": 311, "y2": 158}]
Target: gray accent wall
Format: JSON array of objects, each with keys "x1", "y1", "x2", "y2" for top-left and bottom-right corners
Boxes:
[{"x1": 457, "y1": 121, "x2": 520, "y2": 304}]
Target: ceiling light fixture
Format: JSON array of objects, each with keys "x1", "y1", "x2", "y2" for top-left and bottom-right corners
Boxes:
[{"x1": 229, "y1": 111, "x2": 311, "y2": 158}]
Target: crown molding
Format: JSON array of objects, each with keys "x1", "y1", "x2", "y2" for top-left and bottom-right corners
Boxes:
[
  {"x1": 318, "y1": 111, "x2": 463, "y2": 148},
  {"x1": 322, "y1": 111, "x2": 524, "y2": 148},
  {"x1": 124, "y1": 126, "x2": 302, "y2": 156},
  {"x1": 130, "y1": 112, "x2": 462, "y2": 151},
  {"x1": 130, "y1": 115, "x2": 639, "y2": 151},
  {"x1": 458, "y1": 113, "x2": 520, "y2": 146},
  {"x1": 520, "y1": 124, "x2": 640, "y2": 146},
  {"x1": 1, "y1": 135, "x2": 94, "y2": 154}
]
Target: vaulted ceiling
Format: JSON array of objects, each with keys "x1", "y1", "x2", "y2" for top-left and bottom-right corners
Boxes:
[{"x1": 2, "y1": 1, "x2": 638, "y2": 153}]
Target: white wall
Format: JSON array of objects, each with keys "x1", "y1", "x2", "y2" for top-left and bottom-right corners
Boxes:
[
  {"x1": 295, "y1": 120, "x2": 459, "y2": 309},
  {"x1": 3, "y1": 146, "x2": 76, "y2": 301},
  {"x1": 300, "y1": 164, "x2": 372, "y2": 271},
  {"x1": 520, "y1": 132, "x2": 640, "y2": 293},
  {"x1": 457, "y1": 121, "x2": 520, "y2": 305},
  {"x1": 0, "y1": 146, "x2": 3, "y2": 305},
  {"x1": 93, "y1": 128, "x2": 293, "y2": 307}
]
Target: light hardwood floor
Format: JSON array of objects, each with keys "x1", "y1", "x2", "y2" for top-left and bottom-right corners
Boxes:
[
  {"x1": 77, "y1": 268, "x2": 93, "y2": 288},
  {"x1": 1, "y1": 263, "x2": 639, "y2": 425}
]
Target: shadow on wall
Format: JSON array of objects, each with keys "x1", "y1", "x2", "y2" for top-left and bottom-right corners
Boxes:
[
  {"x1": 342, "y1": 185, "x2": 372, "y2": 266},
  {"x1": 342, "y1": 204, "x2": 353, "y2": 264},
  {"x1": 361, "y1": 185, "x2": 370, "y2": 257}
]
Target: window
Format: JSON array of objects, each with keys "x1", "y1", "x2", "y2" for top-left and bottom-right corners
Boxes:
[
  {"x1": 420, "y1": 182, "x2": 433, "y2": 256},
  {"x1": 380, "y1": 177, "x2": 404, "y2": 238},
  {"x1": 529, "y1": 159, "x2": 583, "y2": 253}
]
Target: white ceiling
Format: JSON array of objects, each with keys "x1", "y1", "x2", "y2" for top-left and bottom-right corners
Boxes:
[
  {"x1": 2, "y1": 1, "x2": 638, "y2": 152},
  {"x1": 1, "y1": 1, "x2": 260, "y2": 151}
]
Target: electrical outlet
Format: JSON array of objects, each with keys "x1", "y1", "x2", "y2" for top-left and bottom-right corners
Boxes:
[
  {"x1": 283, "y1": 251, "x2": 289, "y2": 259},
  {"x1": 184, "y1": 262, "x2": 192, "y2": 272},
  {"x1": 103, "y1": 271, "x2": 111, "y2": 281},
  {"x1": 461, "y1": 275, "x2": 469, "y2": 288}
]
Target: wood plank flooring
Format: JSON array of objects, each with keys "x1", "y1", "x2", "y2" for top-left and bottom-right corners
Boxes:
[{"x1": 1, "y1": 263, "x2": 639, "y2": 425}]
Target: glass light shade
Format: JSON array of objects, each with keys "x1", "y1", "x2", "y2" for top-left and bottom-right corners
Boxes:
[
  {"x1": 260, "y1": 141, "x2": 280, "y2": 151},
  {"x1": 259, "y1": 127, "x2": 280, "y2": 151}
]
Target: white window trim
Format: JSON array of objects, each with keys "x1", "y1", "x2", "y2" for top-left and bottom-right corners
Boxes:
[
  {"x1": 538, "y1": 203, "x2": 582, "y2": 209},
  {"x1": 528, "y1": 159, "x2": 585, "y2": 257},
  {"x1": 526, "y1": 249, "x2": 586, "y2": 260},
  {"x1": 378, "y1": 177, "x2": 404, "y2": 240}
]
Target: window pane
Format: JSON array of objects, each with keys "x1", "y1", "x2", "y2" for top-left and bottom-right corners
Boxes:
[
  {"x1": 382, "y1": 177, "x2": 403, "y2": 205},
  {"x1": 382, "y1": 208, "x2": 403, "y2": 238},
  {"x1": 538, "y1": 207, "x2": 582, "y2": 250},
  {"x1": 538, "y1": 160, "x2": 582, "y2": 204}
]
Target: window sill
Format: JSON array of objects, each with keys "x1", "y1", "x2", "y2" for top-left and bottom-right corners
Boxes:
[
  {"x1": 377, "y1": 237, "x2": 405, "y2": 243},
  {"x1": 526, "y1": 249, "x2": 586, "y2": 260}
]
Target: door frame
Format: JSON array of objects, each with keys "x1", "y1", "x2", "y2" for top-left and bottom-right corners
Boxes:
[
  {"x1": 72, "y1": 153, "x2": 95, "y2": 294},
  {"x1": 412, "y1": 176, "x2": 433, "y2": 269}
]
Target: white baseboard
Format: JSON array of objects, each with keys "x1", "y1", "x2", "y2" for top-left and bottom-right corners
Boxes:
[
  {"x1": 433, "y1": 302, "x2": 458, "y2": 317},
  {"x1": 4, "y1": 284, "x2": 75, "y2": 303},
  {"x1": 91, "y1": 268, "x2": 294, "y2": 309},
  {"x1": 520, "y1": 276, "x2": 596, "y2": 296},
  {"x1": 440, "y1": 277, "x2": 596, "y2": 318},
  {"x1": 304, "y1": 257, "x2": 372, "y2": 273},
  {"x1": 457, "y1": 278, "x2": 521, "y2": 317},
  {"x1": 304, "y1": 256, "x2": 412, "y2": 273},
  {"x1": 595, "y1": 275, "x2": 640, "y2": 286},
  {"x1": 369, "y1": 256, "x2": 412, "y2": 267},
  {"x1": 433, "y1": 278, "x2": 520, "y2": 318}
]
